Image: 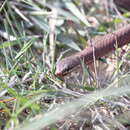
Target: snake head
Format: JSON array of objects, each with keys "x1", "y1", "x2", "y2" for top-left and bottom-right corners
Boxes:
[
  {"x1": 55, "y1": 56, "x2": 80, "y2": 76},
  {"x1": 55, "y1": 59, "x2": 72, "y2": 76}
]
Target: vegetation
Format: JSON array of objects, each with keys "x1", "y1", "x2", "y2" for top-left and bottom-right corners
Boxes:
[{"x1": 0, "y1": 0, "x2": 130, "y2": 129}]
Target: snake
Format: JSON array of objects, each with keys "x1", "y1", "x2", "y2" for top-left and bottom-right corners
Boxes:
[{"x1": 55, "y1": 24, "x2": 130, "y2": 76}]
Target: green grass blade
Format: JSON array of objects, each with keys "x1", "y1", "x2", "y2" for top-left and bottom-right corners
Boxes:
[
  {"x1": 15, "y1": 38, "x2": 36, "y2": 60},
  {"x1": 0, "y1": 36, "x2": 38, "y2": 49},
  {"x1": 63, "y1": 0, "x2": 90, "y2": 26}
]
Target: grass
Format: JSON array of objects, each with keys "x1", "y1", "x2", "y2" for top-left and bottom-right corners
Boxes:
[{"x1": 0, "y1": 0, "x2": 130, "y2": 129}]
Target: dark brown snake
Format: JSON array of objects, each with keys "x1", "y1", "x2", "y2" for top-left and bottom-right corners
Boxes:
[{"x1": 55, "y1": 24, "x2": 130, "y2": 76}]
